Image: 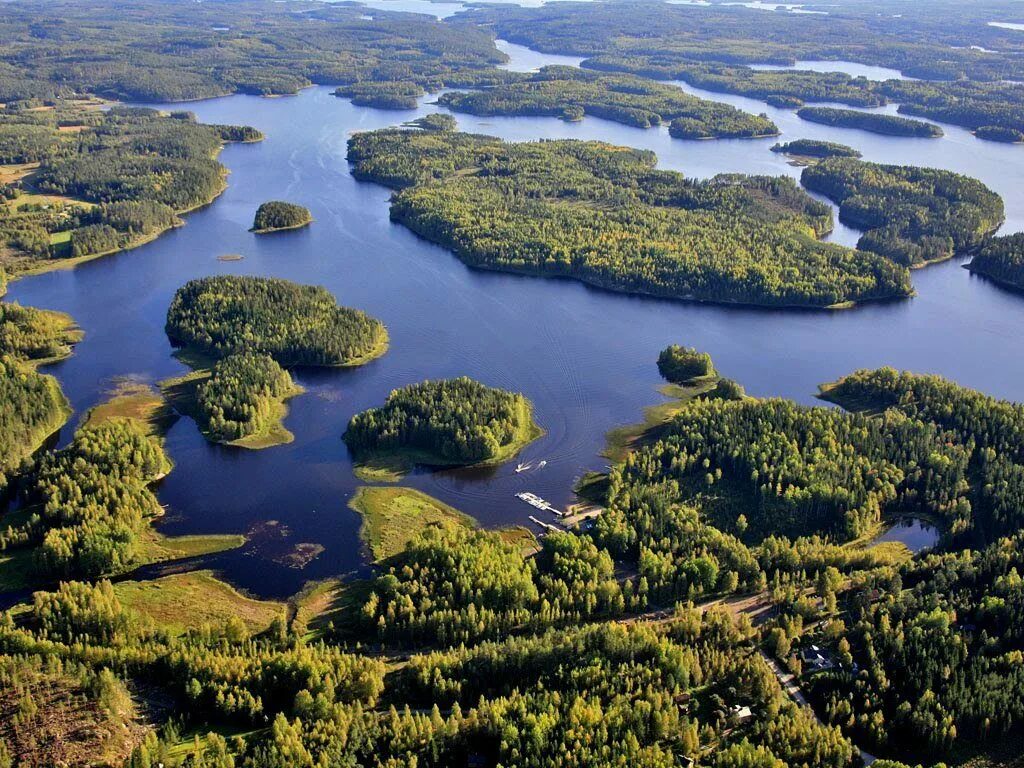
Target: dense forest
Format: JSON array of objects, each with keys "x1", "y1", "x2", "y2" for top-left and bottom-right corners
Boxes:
[
  {"x1": 196, "y1": 352, "x2": 299, "y2": 444},
  {"x1": 348, "y1": 128, "x2": 912, "y2": 308},
  {"x1": 0, "y1": 418, "x2": 172, "y2": 578},
  {"x1": 251, "y1": 201, "x2": 312, "y2": 234},
  {"x1": 0, "y1": 301, "x2": 77, "y2": 497},
  {"x1": 1, "y1": 103, "x2": 260, "y2": 275},
  {"x1": 5, "y1": 1, "x2": 1024, "y2": 766},
  {"x1": 438, "y1": 65, "x2": 778, "y2": 138},
  {"x1": 967, "y1": 232, "x2": 1024, "y2": 291},
  {"x1": 801, "y1": 158, "x2": 1005, "y2": 266},
  {"x1": 810, "y1": 532, "x2": 1024, "y2": 759},
  {"x1": 0, "y1": 1, "x2": 508, "y2": 103},
  {"x1": 345, "y1": 377, "x2": 539, "y2": 467},
  {"x1": 457, "y1": 2, "x2": 1024, "y2": 137},
  {"x1": 165, "y1": 276, "x2": 388, "y2": 367},
  {"x1": 796, "y1": 107, "x2": 943, "y2": 138},
  {"x1": 771, "y1": 139, "x2": 862, "y2": 159}
]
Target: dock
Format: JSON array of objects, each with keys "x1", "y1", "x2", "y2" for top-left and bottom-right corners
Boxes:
[
  {"x1": 528, "y1": 515, "x2": 563, "y2": 533},
  {"x1": 515, "y1": 491, "x2": 565, "y2": 517}
]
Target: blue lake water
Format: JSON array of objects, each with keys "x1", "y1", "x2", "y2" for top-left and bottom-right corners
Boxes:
[{"x1": 5, "y1": 38, "x2": 1024, "y2": 598}]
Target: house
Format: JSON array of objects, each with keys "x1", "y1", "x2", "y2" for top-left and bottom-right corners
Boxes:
[{"x1": 800, "y1": 644, "x2": 834, "y2": 671}]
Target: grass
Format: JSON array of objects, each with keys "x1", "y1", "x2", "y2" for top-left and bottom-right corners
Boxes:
[
  {"x1": 352, "y1": 397, "x2": 542, "y2": 480},
  {"x1": 113, "y1": 570, "x2": 285, "y2": 636},
  {"x1": 84, "y1": 380, "x2": 175, "y2": 436},
  {"x1": 349, "y1": 485, "x2": 476, "y2": 562},
  {"x1": 136, "y1": 530, "x2": 247, "y2": 566},
  {"x1": 497, "y1": 525, "x2": 541, "y2": 556},
  {"x1": 291, "y1": 577, "x2": 374, "y2": 640},
  {"x1": 162, "y1": 724, "x2": 266, "y2": 766},
  {"x1": 160, "y1": 366, "x2": 304, "y2": 451},
  {"x1": 603, "y1": 379, "x2": 718, "y2": 463}
]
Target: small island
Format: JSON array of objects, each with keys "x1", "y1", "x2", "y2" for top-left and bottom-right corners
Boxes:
[
  {"x1": 657, "y1": 344, "x2": 716, "y2": 384},
  {"x1": 797, "y1": 107, "x2": 943, "y2": 138},
  {"x1": 344, "y1": 377, "x2": 542, "y2": 480},
  {"x1": 335, "y1": 81, "x2": 423, "y2": 110},
  {"x1": 162, "y1": 351, "x2": 305, "y2": 450},
  {"x1": 406, "y1": 113, "x2": 457, "y2": 132},
  {"x1": 165, "y1": 275, "x2": 388, "y2": 367},
  {"x1": 250, "y1": 200, "x2": 313, "y2": 234},
  {"x1": 771, "y1": 139, "x2": 862, "y2": 160}
]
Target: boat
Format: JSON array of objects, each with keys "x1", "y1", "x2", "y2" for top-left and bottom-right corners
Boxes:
[
  {"x1": 515, "y1": 462, "x2": 532, "y2": 473},
  {"x1": 536, "y1": 460, "x2": 547, "y2": 469}
]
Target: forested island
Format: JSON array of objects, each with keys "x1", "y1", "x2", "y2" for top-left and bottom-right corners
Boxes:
[
  {"x1": 802, "y1": 158, "x2": 1004, "y2": 266},
  {"x1": 771, "y1": 139, "x2": 862, "y2": 159},
  {"x1": 344, "y1": 377, "x2": 542, "y2": 477},
  {"x1": 796, "y1": 107, "x2": 944, "y2": 138},
  {"x1": 657, "y1": 344, "x2": 716, "y2": 383},
  {"x1": 165, "y1": 276, "x2": 388, "y2": 367},
  {"x1": 0, "y1": 103, "x2": 261, "y2": 278},
  {"x1": 967, "y1": 232, "x2": 1024, "y2": 291},
  {"x1": 251, "y1": 201, "x2": 312, "y2": 234},
  {"x1": 162, "y1": 351, "x2": 304, "y2": 450},
  {"x1": 348, "y1": 128, "x2": 912, "y2": 308},
  {"x1": 438, "y1": 65, "x2": 778, "y2": 139}
]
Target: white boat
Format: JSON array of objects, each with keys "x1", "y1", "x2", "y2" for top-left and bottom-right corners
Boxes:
[
  {"x1": 536, "y1": 460, "x2": 547, "y2": 469},
  {"x1": 515, "y1": 462, "x2": 532, "y2": 473}
]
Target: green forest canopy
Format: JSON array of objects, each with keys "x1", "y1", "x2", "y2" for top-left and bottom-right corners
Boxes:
[{"x1": 348, "y1": 128, "x2": 912, "y2": 308}]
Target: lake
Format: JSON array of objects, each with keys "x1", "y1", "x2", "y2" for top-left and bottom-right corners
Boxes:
[
  {"x1": 873, "y1": 519, "x2": 940, "y2": 554},
  {"x1": 6, "y1": 37, "x2": 1024, "y2": 599}
]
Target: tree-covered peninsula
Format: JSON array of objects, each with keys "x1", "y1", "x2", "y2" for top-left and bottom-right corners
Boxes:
[
  {"x1": 1, "y1": 103, "x2": 261, "y2": 277},
  {"x1": 344, "y1": 377, "x2": 542, "y2": 476},
  {"x1": 0, "y1": 304, "x2": 80, "y2": 496},
  {"x1": 165, "y1": 276, "x2": 388, "y2": 367},
  {"x1": 967, "y1": 232, "x2": 1024, "y2": 292},
  {"x1": 802, "y1": 157, "x2": 1005, "y2": 267},
  {"x1": 437, "y1": 65, "x2": 778, "y2": 139},
  {"x1": 796, "y1": 107, "x2": 943, "y2": 138},
  {"x1": 348, "y1": 128, "x2": 912, "y2": 308},
  {"x1": 251, "y1": 201, "x2": 312, "y2": 234}
]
